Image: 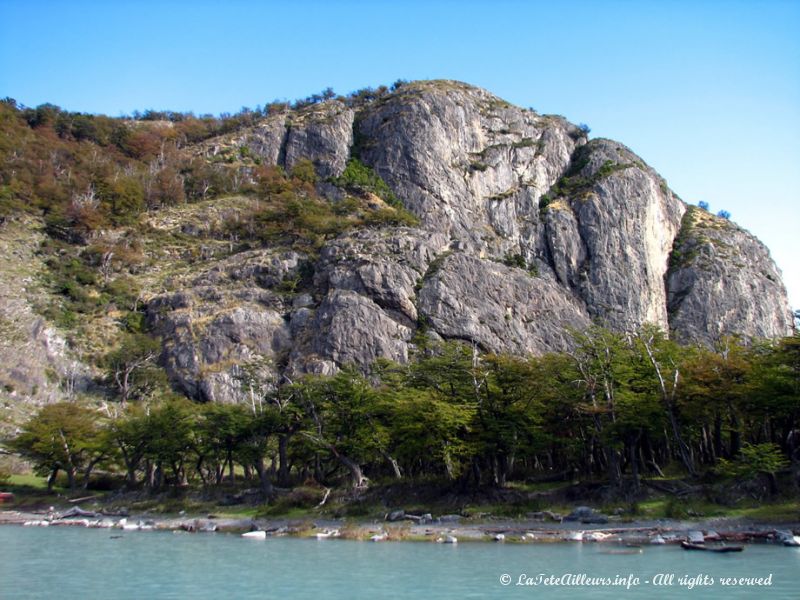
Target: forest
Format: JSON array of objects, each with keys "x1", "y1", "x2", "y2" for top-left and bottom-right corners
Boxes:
[{"x1": 6, "y1": 329, "x2": 799, "y2": 502}]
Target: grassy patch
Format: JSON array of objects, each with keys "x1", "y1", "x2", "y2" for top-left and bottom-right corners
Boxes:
[{"x1": 634, "y1": 495, "x2": 800, "y2": 522}]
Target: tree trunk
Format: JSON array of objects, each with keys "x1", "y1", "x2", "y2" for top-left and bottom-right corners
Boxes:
[
  {"x1": 65, "y1": 467, "x2": 76, "y2": 490},
  {"x1": 81, "y1": 456, "x2": 104, "y2": 489},
  {"x1": 300, "y1": 432, "x2": 368, "y2": 489},
  {"x1": 765, "y1": 472, "x2": 779, "y2": 496},
  {"x1": 629, "y1": 434, "x2": 640, "y2": 494},
  {"x1": 494, "y1": 454, "x2": 508, "y2": 487},
  {"x1": 337, "y1": 453, "x2": 368, "y2": 488},
  {"x1": 714, "y1": 413, "x2": 723, "y2": 459},
  {"x1": 254, "y1": 457, "x2": 273, "y2": 499},
  {"x1": 607, "y1": 448, "x2": 621, "y2": 489},
  {"x1": 145, "y1": 461, "x2": 155, "y2": 489},
  {"x1": 383, "y1": 452, "x2": 402, "y2": 479},
  {"x1": 278, "y1": 434, "x2": 290, "y2": 486},
  {"x1": 126, "y1": 466, "x2": 138, "y2": 488},
  {"x1": 667, "y1": 407, "x2": 697, "y2": 476},
  {"x1": 729, "y1": 410, "x2": 742, "y2": 457},
  {"x1": 47, "y1": 467, "x2": 59, "y2": 492}
]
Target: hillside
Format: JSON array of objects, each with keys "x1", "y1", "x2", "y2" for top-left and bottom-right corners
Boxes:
[{"x1": 0, "y1": 80, "x2": 792, "y2": 412}]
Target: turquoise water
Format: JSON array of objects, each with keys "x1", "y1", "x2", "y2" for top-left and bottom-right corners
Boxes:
[{"x1": 0, "y1": 526, "x2": 798, "y2": 599}]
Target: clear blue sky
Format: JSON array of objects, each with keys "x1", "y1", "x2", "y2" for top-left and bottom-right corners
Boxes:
[{"x1": 2, "y1": 0, "x2": 798, "y2": 307}]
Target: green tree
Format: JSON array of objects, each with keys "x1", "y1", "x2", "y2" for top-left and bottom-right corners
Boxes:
[
  {"x1": 288, "y1": 369, "x2": 393, "y2": 488},
  {"x1": 141, "y1": 399, "x2": 197, "y2": 489},
  {"x1": 717, "y1": 443, "x2": 789, "y2": 495},
  {"x1": 106, "y1": 405, "x2": 151, "y2": 488},
  {"x1": 9, "y1": 403, "x2": 106, "y2": 490},
  {"x1": 102, "y1": 333, "x2": 162, "y2": 404}
]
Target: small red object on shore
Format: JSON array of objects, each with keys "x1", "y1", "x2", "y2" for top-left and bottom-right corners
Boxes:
[{"x1": 0, "y1": 492, "x2": 14, "y2": 504}]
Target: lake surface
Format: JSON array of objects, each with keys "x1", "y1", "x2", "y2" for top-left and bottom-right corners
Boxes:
[{"x1": 0, "y1": 526, "x2": 798, "y2": 599}]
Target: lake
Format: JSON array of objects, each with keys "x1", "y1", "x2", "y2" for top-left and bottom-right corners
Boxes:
[{"x1": 0, "y1": 526, "x2": 797, "y2": 599}]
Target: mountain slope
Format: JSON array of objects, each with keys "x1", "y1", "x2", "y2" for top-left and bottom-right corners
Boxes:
[{"x1": 0, "y1": 81, "x2": 792, "y2": 406}]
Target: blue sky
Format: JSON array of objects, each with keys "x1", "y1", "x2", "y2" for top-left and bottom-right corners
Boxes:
[{"x1": 2, "y1": 0, "x2": 798, "y2": 307}]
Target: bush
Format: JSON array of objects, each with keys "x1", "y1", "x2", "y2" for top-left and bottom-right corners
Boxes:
[{"x1": 333, "y1": 158, "x2": 401, "y2": 208}]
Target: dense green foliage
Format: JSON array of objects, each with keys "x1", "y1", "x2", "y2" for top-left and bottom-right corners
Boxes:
[
  {"x1": 5, "y1": 330, "x2": 798, "y2": 498},
  {"x1": 333, "y1": 159, "x2": 400, "y2": 207}
]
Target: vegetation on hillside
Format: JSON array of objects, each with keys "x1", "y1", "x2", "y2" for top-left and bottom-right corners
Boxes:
[
  {"x1": 0, "y1": 92, "x2": 416, "y2": 373},
  {"x1": 4, "y1": 328, "x2": 798, "y2": 509}
]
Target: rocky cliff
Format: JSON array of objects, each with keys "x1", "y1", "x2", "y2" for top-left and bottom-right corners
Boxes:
[
  {"x1": 141, "y1": 80, "x2": 792, "y2": 402},
  {"x1": 1, "y1": 80, "x2": 792, "y2": 407}
]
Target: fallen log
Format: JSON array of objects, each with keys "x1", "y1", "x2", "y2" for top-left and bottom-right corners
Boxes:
[{"x1": 59, "y1": 506, "x2": 100, "y2": 519}]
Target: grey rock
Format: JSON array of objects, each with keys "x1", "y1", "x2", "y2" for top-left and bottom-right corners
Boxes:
[
  {"x1": 289, "y1": 307, "x2": 313, "y2": 337},
  {"x1": 775, "y1": 530, "x2": 800, "y2": 546},
  {"x1": 564, "y1": 506, "x2": 597, "y2": 522},
  {"x1": 581, "y1": 514, "x2": 609, "y2": 524},
  {"x1": 192, "y1": 249, "x2": 303, "y2": 289},
  {"x1": 418, "y1": 253, "x2": 590, "y2": 354},
  {"x1": 284, "y1": 101, "x2": 354, "y2": 179},
  {"x1": 147, "y1": 249, "x2": 300, "y2": 402},
  {"x1": 667, "y1": 208, "x2": 793, "y2": 344},
  {"x1": 289, "y1": 289, "x2": 412, "y2": 376},
  {"x1": 0, "y1": 218, "x2": 92, "y2": 427},
  {"x1": 687, "y1": 531, "x2": 705, "y2": 544},
  {"x1": 243, "y1": 115, "x2": 289, "y2": 165},
  {"x1": 292, "y1": 293, "x2": 315, "y2": 309},
  {"x1": 140, "y1": 81, "x2": 791, "y2": 402},
  {"x1": 199, "y1": 100, "x2": 353, "y2": 182},
  {"x1": 545, "y1": 140, "x2": 685, "y2": 331},
  {"x1": 315, "y1": 227, "x2": 450, "y2": 324},
  {"x1": 357, "y1": 81, "x2": 581, "y2": 259},
  {"x1": 438, "y1": 514, "x2": 462, "y2": 523}
]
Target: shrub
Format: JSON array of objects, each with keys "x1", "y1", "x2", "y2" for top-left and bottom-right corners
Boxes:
[{"x1": 332, "y1": 158, "x2": 402, "y2": 208}]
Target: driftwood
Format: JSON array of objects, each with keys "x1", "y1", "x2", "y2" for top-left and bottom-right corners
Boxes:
[
  {"x1": 59, "y1": 506, "x2": 100, "y2": 519},
  {"x1": 68, "y1": 495, "x2": 99, "y2": 504},
  {"x1": 316, "y1": 488, "x2": 331, "y2": 508},
  {"x1": 642, "y1": 479, "x2": 700, "y2": 496}
]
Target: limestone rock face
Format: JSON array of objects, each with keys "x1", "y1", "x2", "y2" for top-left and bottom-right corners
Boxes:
[
  {"x1": 287, "y1": 228, "x2": 450, "y2": 375},
  {"x1": 242, "y1": 116, "x2": 287, "y2": 166},
  {"x1": 666, "y1": 208, "x2": 793, "y2": 344},
  {"x1": 545, "y1": 140, "x2": 686, "y2": 331},
  {"x1": 418, "y1": 253, "x2": 591, "y2": 354},
  {"x1": 0, "y1": 218, "x2": 92, "y2": 431},
  {"x1": 147, "y1": 250, "x2": 301, "y2": 402},
  {"x1": 314, "y1": 227, "x2": 450, "y2": 325},
  {"x1": 289, "y1": 289, "x2": 412, "y2": 376},
  {"x1": 356, "y1": 81, "x2": 581, "y2": 261},
  {"x1": 284, "y1": 101, "x2": 354, "y2": 179},
  {"x1": 144, "y1": 80, "x2": 791, "y2": 403},
  {"x1": 206, "y1": 101, "x2": 355, "y2": 180}
]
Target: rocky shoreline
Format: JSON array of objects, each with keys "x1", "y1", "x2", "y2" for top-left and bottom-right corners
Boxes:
[{"x1": 3, "y1": 508, "x2": 799, "y2": 547}]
